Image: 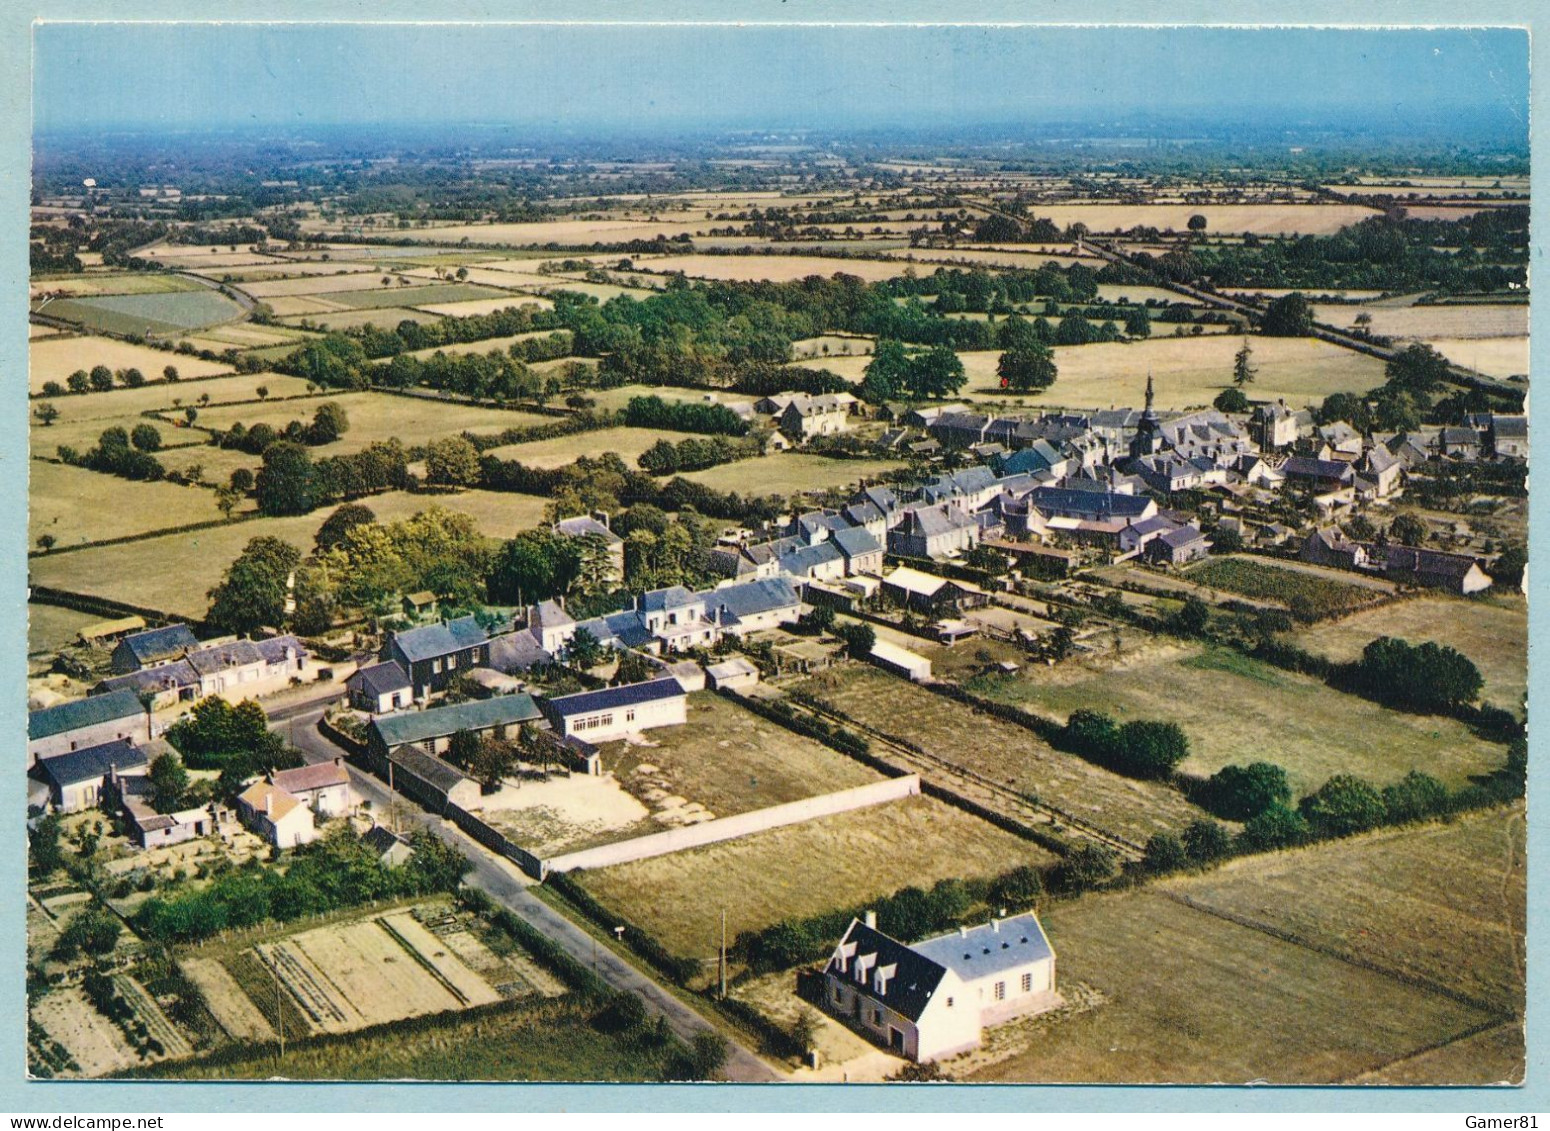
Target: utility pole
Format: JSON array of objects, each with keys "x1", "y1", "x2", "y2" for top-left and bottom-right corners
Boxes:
[{"x1": 720, "y1": 908, "x2": 728, "y2": 999}]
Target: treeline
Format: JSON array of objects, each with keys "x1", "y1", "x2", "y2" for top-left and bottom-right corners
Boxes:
[
  {"x1": 738, "y1": 866, "x2": 1046, "y2": 974},
  {"x1": 1176, "y1": 213, "x2": 1528, "y2": 294},
  {"x1": 621, "y1": 395, "x2": 750, "y2": 436},
  {"x1": 133, "y1": 826, "x2": 470, "y2": 945},
  {"x1": 214, "y1": 401, "x2": 349, "y2": 454},
  {"x1": 57, "y1": 426, "x2": 167, "y2": 482},
  {"x1": 250, "y1": 439, "x2": 413, "y2": 516},
  {"x1": 638, "y1": 434, "x2": 762, "y2": 475}
]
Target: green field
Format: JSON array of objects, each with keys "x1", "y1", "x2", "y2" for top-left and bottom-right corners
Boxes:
[
  {"x1": 28, "y1": 490, "x2": 548, "y2": 618},
  {"x1": 576, "y1": 793, "x2": 1055, "y2": 960},
  {"x1": 968, "y1": 640, "x2": 1507, "y2": 794},
  {"x1": 30, "y1": 461, "x2": 227, "y2": 549},
  {"x1": 483, "y1": 426, "x2": 668, "y2": 471},
  {"x1": 959, "y1": 335, "x2": 1389, "y2": 411},
  {"x1": 798, "y1": 665, "x2": 1205, "y2": 844},
  {"x1": 607, "y1": 691, "x2": 882, "y2": 819},
  {"x1": 318, "y1": 283, "x2": 509, "y2": 310},
  {"x1": 27, "y1": 603, "x2": 101, "y2": 661},
  {"x1": 680, "y1": 453, "x2": 905, "y2": 497},
  {"x1": 1185, "y1": 555, "x2": 1384, "y2": 619},
  {"x1": 967, "y1": 888, "x2": 1495, "y2": 1084},
  {"x1": 1291, "y1": 595, "x2": 1527, "y2": 711},
  {"x1": 1160, "y1": 804, "x2": 1525, "y2": 1016},
  {"x1": 189, "y1": 392, "x2": 554, "y2": 456},
  {"x1": 32, "y1": 273, "x2": 209, "y2": 297},
  {"x1": 35, "y1": 291, "x2": 244, "y2": 336}
]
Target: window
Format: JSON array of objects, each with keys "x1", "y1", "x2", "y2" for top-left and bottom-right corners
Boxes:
[
  {"x1": 833, "y1": 987, "x2": 842, "y2": 1005},
  {"x1": 446, "y1": 655, "x2": 457, "y2": 670},
  {"x1": 994, "y1": 981, "x2": 1006, "y2": 1001},
  {"x1": 872, "y1": 1009, "x2": 882, "y2": 1025},
  {"x1": 431, "y1": 659, "x2": 442, "y2": 674},
  {"x1": 625, "y1": 708, "x2": 636, "y2": 723},
  {"x1": 946, "y1": 997, "x2": 954, "y2": 1008},
  {"x1": 1021, "y1": 972, "x2": 1033, "y2": 994}
]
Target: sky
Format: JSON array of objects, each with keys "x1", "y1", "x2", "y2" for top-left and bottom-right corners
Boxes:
[{"x1": 32, "y1": 23, "x2": 1530, "y2": 138}]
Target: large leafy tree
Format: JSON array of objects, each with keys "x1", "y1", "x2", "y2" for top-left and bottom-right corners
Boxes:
[
  {"x1": 859, "y1": 339, "x2": 911, "y2": 404},
  {"x1": 487, "y1": 529, "x2": 581, "y2": 605},
  {"x1": 1259, "y1": 292, "x2": 1314, "y2": 336},
  {"x1": 1202, "y1": 762, "x2": 1291, "y2": 821},
  {"x1": 424, "y1": 436, "x2": 483, "y2": 488},
  {"x1": 997, "y1": 341, "x2": 1058, "y2": 393},
  {"x1": 206, "y1": 536, "x2": 302, "y2": 635},
  {"x1": 1299, "y1": 774, "x2": 1387, "y2": 838},
  {"x1": 255, "y1": 441, "x2": 316, "y2": 516}
]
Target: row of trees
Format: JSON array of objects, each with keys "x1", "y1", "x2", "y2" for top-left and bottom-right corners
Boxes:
[
  {"x1": 858, "y1": 339, "x2": 967, "y2": 402},
  {"x1": 58, "y1": 425, "x2": 167, "y2": 482},
  {"x1": 637, "y1": 434, "x2": 762, "y2": 476},
  {"x1": 214, "y1": 401, "x2": 349, "y2": 455}
]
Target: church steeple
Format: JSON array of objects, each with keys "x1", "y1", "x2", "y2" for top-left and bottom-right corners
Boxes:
[
  {"x1": 1143, "y1": 369, "x2": 1156, "y2": 418},
  {"x1": 1130, "y1": 369, "x2": 1164, "y2": 460}
]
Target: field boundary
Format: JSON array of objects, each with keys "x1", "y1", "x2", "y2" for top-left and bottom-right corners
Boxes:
[{"x1": 542, "y1": 775, "x2": 921, "y2": 874}]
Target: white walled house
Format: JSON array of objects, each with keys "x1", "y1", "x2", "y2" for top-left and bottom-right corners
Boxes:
[
  {"x1": 539, "y1": 677, "x2": 687, "y2": 744},
  {"x1": 28, "y1": 691, "x2": 150, "y2": 766},
  {"x1": 271, "y1": 760, "x2": 354, "y2": 819},
  {"x1": 821, "y1": 912, "x2": 1058, "y2": 1062},
  {"x1": 235, "y1": 779, "x2": 317, "y2": 849}
]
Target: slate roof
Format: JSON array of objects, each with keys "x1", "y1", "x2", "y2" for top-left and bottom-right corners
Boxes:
[
  {"x1": 96, "y1": 661, "x2": 199, "y2": 697},
  {"x1": 1492, "y1": 414, "x2": 1528, "y2": 439},
  {"x1": 704, "y1": 577, "x2": 801, "y2": 623},
  {"x1": 1384, "y1": 546, "x2": 1488, "y2": 584},
  {"x1": 390, "y1": 616, "x2": 489, "y2": 663},
  {"x1": 911, "y1": 913, "x2": 1055, "y2": 984},
  {"x1": 904, "y1": 503, "x2": 977, "y2": 537},
  {"x1": 575, "y1": 610, "x2": 655, "y2": 651},
  {"x1": 255, "y1": 635, "x2": 306, "y2": 664},
  {"x1": 186, "y1": 640, "x2": 263, "y2": 675},
  {"x1": 777, "y1": 541, "x2": 844, "y2": 576},
  {"x1": 30, "y1": 690, "x2": 145, "y2": 742},
  {"x1": 825, "y1": 918, "x2": 948, "y2": 1024},
  {"x1": 117, "y1": 624, "x2": 199, "y2": 666},
  {"x1": 831, "y1": 526, "x2": 882, "y2": 560},
  {"x1": 1029, "y1": 487, "x2": 1153, "y2": 521},
  {"x1": 370, "y1": 693, "x2": 541, "y2": 749},
  {"x1": 1280, "y1": 457, "x2": 1354, "y2": 482},
  {"x1": 1158, "y1": 526, "x2": 1209, "y2": 550},
  {"x1": 542, "y1": 677, "x2": 686, "y2": 719},
  {"x1": 32, "y1": 739, "x2": 147, "y2": 791},
  {"x1": 362, "y1": 825, "x2": 411, "y2": 856},
  {"x1": 639, "y1": 586, "x2": 700, "y2": 613},
  {"x1": 387, "y1": 744, "x2": 472, "y2": 796},
  {"x1": 554, "y1": 515, "x2": 624, "y2": 544},
  {"x1": 348, "y1": 661, "x2": 413, "y2": 699}
]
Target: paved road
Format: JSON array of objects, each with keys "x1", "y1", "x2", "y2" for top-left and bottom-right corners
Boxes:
[{"x1": 276, "y1": 703, "x2": 781, "y2": 1083}]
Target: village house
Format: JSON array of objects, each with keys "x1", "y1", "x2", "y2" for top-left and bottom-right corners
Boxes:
[
  {"x1": 271, "y1": 759, "x2": 354, "y2": 819},
  {"x1": 777, "y1": 540, "x2": 847, "y2": 583},
  {"x1": 1279, "y1": 456, "x2": 1357, "y2": 493},
  {"x1": 346, "y1": 661, "x2": 415, "y2": 714},
  {"x1": 367, "y1": 693, "x2": 543, "y2": 760},
  {"x1": 1300, "y1": 527, "x2": 1370, "y2": 571},
  {"x1": 382, "y1": 615, "x2": 491, "y2": 701},
  {"x1": 821, "y1": 911, "x2": 1058, "y2": 1062},
  {"x1": 1144, "y1": 524, "x2": 1212, "y2": 566},
  {"x1": 28, "y1": 690, "x2": 150, "y2": 765},
  {"x1": 702, "y1": 577, "x2": 803, "y2": 637},
  {"x1": 96, "y1": 634, "x2": 309, "y2": 708},
  {"x1": 830, "y1": 525, "x2": 885, "y2": 576},
  {"x1": 636, "y1": 586, "x2": 720, "y2": 652},
  {"x1": 553, "y1": 512, "x2": 627, "y2": 588},
  {"x1": 1028, "y1": 487, "x2": 1157, "y2": 525},
  {"x1": 235, "y1": 778, "x2": 316, "y2": 848},
  {"x1": 778, "y1": 394, "x2": 852, "y2": 442},
  {"x1": 29, "y1": 739, "x2": 148, "y2": 813},
  {"x1": 889, "y1": 503, "x2": 980, "y2": 560},
  {"x1": 1250, "y1": 400, "x2": 1310, "y2": 450},
  {"x1": 539, "y1": 677, "x2": 688, "y2": 744}
]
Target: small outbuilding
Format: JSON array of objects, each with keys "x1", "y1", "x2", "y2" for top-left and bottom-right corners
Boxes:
[{"x1": 705, "y1": 656, "x2": 761, "y2": 692}]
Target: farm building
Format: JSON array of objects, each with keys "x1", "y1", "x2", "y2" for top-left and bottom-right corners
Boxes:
[
  {"x1": 1301, "y1": 528, "x2": 1369, "y2": 571},
  {"x1": 881, "y1": 566, "x2": 988, "y2": 617},
  {"x1": 110, "y1": 623, "x2": 200, "y2": 674},
  {"x1": 272, "y1": 759, "x2": 354, "y2": 819},
  {"x1": 29, "y1": 739, "x2": 148, "y2": 813},
  {"x1": 1382, "y1": 546, "x2": 1493, "y2": 595},
  {"x1": 113, "y1": 776, "x2": 236, "y2": 850},
  {"x1": 401, "y1": 591, "x2": 438, "y2": 619},
  {"x1": 382, "y1": 615, "x2": 492, "y2": 701},
  {"x1": 367, "y1": 693, "x2": 543, "y2": 760},
  {"x1": 347, "y1": 661, "x2": 414, "y2": 714},
  {"x1": 28, "y1": 690, "x2": 149, "y2": 765},
  {"x1": 540, "y1": 678, "x2": 688, "y2": 744},
  {"x1": 75, "y1": 615, "x2": 146, "y2": 646},
  {"x1": 821, "y1": 911, "x2": 1059, "y2": 1062},
  {"x1": 235, "y1": 779, "x2": 316, "y2": 848},
  {"x1": 705, "y1": 655, "x2": 761, "y2": 692},
  {"x1": 382, "y1": 743, "x2": 482, "y2": 812},
  {"x1": 868, "y1": 640, "x2": 932, "y2": 683}
]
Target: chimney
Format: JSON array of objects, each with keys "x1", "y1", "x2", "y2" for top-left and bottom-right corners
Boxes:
[
  {"x1": 863, "y1": 910, "x2": 877, "y2": 929},
  {"x1": 592, "y1": 510, "x2": 610, "y2": 531},
  {"x1": 264, "y1": 790, "x2": 272, "y2": 817}
]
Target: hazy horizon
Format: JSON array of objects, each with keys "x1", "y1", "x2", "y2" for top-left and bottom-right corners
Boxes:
[{"x1": 34, "y1": 24, "x2": 1529, "y2": 143}]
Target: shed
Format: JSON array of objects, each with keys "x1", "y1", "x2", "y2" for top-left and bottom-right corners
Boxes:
[
  {"x1": 869, "y1": 640, "x2": 932, "y2": 683},
  {"x1": 705, "y1": 656, "x2": 760, "y2": 692}
]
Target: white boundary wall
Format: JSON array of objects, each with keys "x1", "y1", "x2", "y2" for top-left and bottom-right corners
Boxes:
[{"x1": 543, "y1": 774, "x2": 921, "y2": 874}]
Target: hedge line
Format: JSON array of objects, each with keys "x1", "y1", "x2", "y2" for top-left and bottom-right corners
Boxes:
[{"x1": 542, "y1": 872, "x2": 701, "y2": 985}]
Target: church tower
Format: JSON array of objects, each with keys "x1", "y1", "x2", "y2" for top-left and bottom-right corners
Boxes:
[{"x1": 1130, "y1": 370, "x2": 1165, "y2": 459}]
